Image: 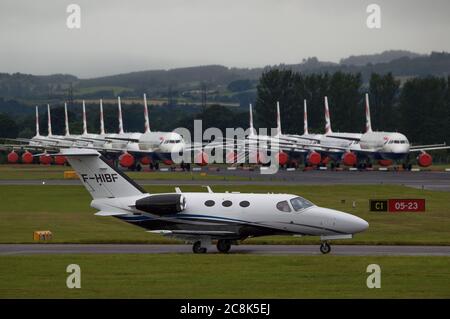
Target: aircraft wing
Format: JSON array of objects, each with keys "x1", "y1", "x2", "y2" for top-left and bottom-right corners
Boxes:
[{"x1": 409, "y1": 144, "x2": 450, "y2": 152}]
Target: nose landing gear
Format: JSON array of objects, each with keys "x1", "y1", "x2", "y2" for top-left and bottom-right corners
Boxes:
[{"x1": 320, "y1": 242, "x2": 331, "y2": 254}]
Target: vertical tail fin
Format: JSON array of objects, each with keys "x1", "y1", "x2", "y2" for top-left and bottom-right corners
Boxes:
[
  {"x1": 118, "y1": 96, "x2": 124, "y2": 134},
  {"x1": 324, "y1": 96, "x2": 333, "y2": 134},
  {"x1": 47, "y1": 104, "x2": 53, "y2": 137},
  {"x1": 143, "y1": 93, "x2": 150, "y2": 133},
  {"x1": 35, "y1": 106, "x2": 40, "y2": 137},
  {"x1": 82, "y1": 100, "x2": 88, "y2": 135},
  {"x1": 365, "y1": 93, "x2": 373, "y2": 133},
  {"x1": 276, "y1": 101, "x2": 282, "y2": 136},
  {"x1": 64, "y1": 102, "x2": 70, "y2": 136},
  {"x1": 61, "y1": 149, "x2": 146, "y2": 199},
  {"x1": 303, "y1": 99, "x2": 309, "y2": 135},
  {"x1": 99, "y1": 99, "x2": 105, "y2": 135},
  {"x1": 249, "y1": 103, "x2": 256, "y2": 137}
]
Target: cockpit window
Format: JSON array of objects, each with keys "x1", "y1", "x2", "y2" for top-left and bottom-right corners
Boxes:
[
  {"x1": 290, "y1": 197, "x2": 314, "y2": 211},
  {"x1": 276, "y1": 200, "x2": 291, "y2": 212}
]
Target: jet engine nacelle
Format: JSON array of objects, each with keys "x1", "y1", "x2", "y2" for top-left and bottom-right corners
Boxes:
[
  {"x1": 7, "y1": 151, "x2": 19, "y2": 163},
  {"x1": 306, "y1": 151, "x2": 321, "y2": 166},
  {"x1": 135, "y1": 194, "x2": 186, "y2": 215},
  {"x1": 21, "y1": 151, "x2": 33, "y2": 164},
  {"x1": 119, "y1": 153, "x2": 135, "y2": 168},
  {"x1": 276, "y1": 151, "x2": 289, "y2": 166},
  {"x1": 341, "y1": 152, "x2": 357, "y2": 166},
  {"x1": 417, "y1": 152, "x2": 432, "y2": 167},
  {"x1": 39, "y1": 154, "x2": 52, "y2": 165}
]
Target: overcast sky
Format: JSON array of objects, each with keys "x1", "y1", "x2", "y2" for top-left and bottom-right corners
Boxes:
[{"x1": 1, "y1": 0, "x2": 449, "y2": 78}]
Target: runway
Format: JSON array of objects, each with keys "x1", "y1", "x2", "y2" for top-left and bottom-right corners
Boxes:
[
  {"x1": 1, "y1": 244, "x2": 449, "y2": 256},
  {"x1": 1, "y1": 170, "x2": 449, "y2": 191}
]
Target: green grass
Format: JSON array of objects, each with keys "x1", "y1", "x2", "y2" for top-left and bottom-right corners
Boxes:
[
  {"x1": 0, "y1": 255, "x2": 448, "y2": 298},
  {"x1": 0, "y1": 164, "x2": 248, "y2": 181},
  {"x1": 0, "y1": 184, "x2": 448, "y2": 245}
]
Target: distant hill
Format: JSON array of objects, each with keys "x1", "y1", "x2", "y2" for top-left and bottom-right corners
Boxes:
[
  {"x1": 1, "y1": 51, "x2": 450, "y2": 105},
  {"x1": 340, "y1": 50, "x2": 424, "y2": 66}
]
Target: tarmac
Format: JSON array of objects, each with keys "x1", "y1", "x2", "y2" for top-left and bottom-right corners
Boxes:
[
  {"x1": 1, "y1": 244, "x2": 449, "y2": 256},
  {"x1": 1, "y1": 170, "x2": 449, "y2": 191}
]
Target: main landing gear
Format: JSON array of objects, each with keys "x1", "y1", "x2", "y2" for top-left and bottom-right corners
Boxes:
[
  {"x1": 216, "y1": 239, "x2": 232, "y2": 253},
  {"x1": 320, "y1": 242, "x2": 331, "y2": 254},
  {"x1": 192, "y1": 241, "x2": 207, "y2": 254},
  {"x1": 192, "y1": 240, "x2": 232, "y2": 254}
]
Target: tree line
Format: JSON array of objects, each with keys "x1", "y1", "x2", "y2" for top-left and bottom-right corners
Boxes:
[{"x1": 255, "y1": 70, "x2": 450, "y2": 145}]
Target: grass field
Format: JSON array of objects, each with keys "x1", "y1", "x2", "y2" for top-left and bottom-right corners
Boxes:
[
  {"x1": 0, "y1": 255, "x2": 448, "y2": 298},
  {"x1": 0, "y1": 184, "x2": 448, "y2": 245},
  {"x1": 0, "y1": 165, "x2": 249, "y2": 181}
]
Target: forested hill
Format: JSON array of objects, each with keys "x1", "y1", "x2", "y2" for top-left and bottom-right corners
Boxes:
[{"x1": 1, "y1": 51, "x2": 449, "y2": 101}]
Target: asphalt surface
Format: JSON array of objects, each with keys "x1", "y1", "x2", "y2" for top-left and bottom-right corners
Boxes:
[
  {"x1": 1, "y1": 244, "x2": 449, "y2": 256},
  {"x1": 1, "y1": 170, "x2": 449, "y2": 191}
]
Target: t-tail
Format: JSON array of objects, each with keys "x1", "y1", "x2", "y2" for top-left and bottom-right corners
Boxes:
[
  {"x1": 324, "y1": 96, "x2": 333, "y2": 134},
  {"x1": 303, "y1": 99, "x2": 309, "y2": 135},
  {"x1": 118, "y1": 96, "x2": 124, "y2": 134},
  {"x1": 64, "y1": 102, "x2": 70, "y2": 136},
  {"x1": 143, "y1": 93, "x2": 150, "y2": 133},
  {"x1": 99, "y1": 99, "x2": 105, "y2": 135},
  {"x1": 365, "y1": 93, "x2": 373, "y2": 133},
  {"x1": 47, "y1": 104, "x2": 53, "y2": 137},
  {"x1": 61, "y1": 148, "x2": 146, "y2": 199}
]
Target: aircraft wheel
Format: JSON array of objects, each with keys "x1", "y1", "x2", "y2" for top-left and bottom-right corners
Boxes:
[
  {"x1": 193, "y1": 241, "x2": 207, "y2": 254},
  {"x1": 320, "y1": 242, "x2": 331, "y2": 254},
  {"x1": 216, "y1": 239, "x2": 231, "y2": 253}
]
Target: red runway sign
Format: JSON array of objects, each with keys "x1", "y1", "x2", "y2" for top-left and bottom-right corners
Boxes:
[{"x1": 387, "y1": 199, "x2": 425, "y2": 212}]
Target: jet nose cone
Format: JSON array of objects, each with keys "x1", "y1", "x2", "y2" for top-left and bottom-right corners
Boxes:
[{"x1": 351, "y1": 216, "x2": 369, "y2": 234}]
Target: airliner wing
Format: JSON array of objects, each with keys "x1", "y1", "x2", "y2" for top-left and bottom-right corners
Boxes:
[{"x1": 409, "y1": 145, "x2": 450, "y2": 152}]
